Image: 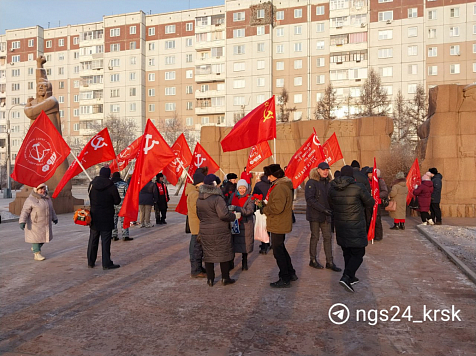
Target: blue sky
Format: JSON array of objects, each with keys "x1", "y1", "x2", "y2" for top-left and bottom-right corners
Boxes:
[{"x1": 0, "y1": 0, "x2": 224, "y2": 34}]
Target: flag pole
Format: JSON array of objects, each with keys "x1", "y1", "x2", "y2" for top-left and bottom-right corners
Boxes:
[
  {"x1": 177, "y1": 160, "x2": 193, "y2": 182},
  {"x1": 219, "y1": 168, "x2": 227, "y2": 178},
  {"x1": 124, "y1": 160, "x2": 134, "y2": 180},
  {"x1": 70, "y1": 152, "x2": 92, "y2": 182},
  {"x1": 273, "y1": 138, "x2": 276, "y2": 163}
]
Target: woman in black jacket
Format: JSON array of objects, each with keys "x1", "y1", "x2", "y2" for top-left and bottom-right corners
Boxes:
[{"x1": 197, "y1": 174, "x2": 237, "y2": 287}]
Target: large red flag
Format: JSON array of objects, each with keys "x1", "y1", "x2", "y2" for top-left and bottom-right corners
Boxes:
[
  {"x1": 285, "y1": 132, "x2": 325, "y2": 189},
  {"x1": 109, "y1": 136, "x2": 142, "y2": 173},
  {"x1": 11, "y1": 111, "x2": 70, "y2": 188},
  {"x1": 322, "y1": 133, "x2": 344, "y2": 166},
  {"x1": 53, "y1": 128, "x2": 116, "y2": 198},
  {"x1": 406, "y1": 158, "x2": 421, "y2": 205},
  {"x1": 162, "y1": 133, "x2": 193, "y2": 186},
  {"x1": 221, "y1": 96, "x2": 276, "y2": 152},
  {"x1": 175, "y1": 143, "x2": 220, "y2": 215},
  {"x1": 119, "y1": 120, "x2": 175, "y2": 228},
  {"x1": 367, "y1": 157, "x2": 380, "y2": 241},
  {"x1": 246, "y1": 141, "x2": 272, "y2": 172}
]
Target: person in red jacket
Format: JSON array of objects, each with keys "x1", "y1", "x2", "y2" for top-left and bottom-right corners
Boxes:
[
  {"x1": 240, "y1": 167, "x2": 252, "y2": 185},
  {"x1": 413, "y1": 174, "x2": 434, "y2": 225}
]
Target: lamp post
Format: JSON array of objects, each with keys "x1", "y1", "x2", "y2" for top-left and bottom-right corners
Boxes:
[{"x1": 5, "y1": 103, "x2": 26, "y2": 198}]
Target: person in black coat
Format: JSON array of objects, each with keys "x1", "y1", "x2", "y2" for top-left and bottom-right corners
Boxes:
[
  {"x1": 428, "y1": 167, "x2": 443, "y2": 225},
  {"x1": 87, "y1": 167, "x2": 121, "y2": 270},
  {"x1": 221, "y1": 173, "x2": 238, "y2": 204},
  {"x1": 154, "y1": 173, "x2": 170, "y2": 224},
  {"x1": 329, "y1": 165, "x2": 374, "y2": 292},
  {"x1": 305, "y1": 163, "x2": 341, "y2": 272},
  {"x1": 139, "y1": 180, "x2": 158, "y2": 228},
  {"x1": 252, "y1": 174, "x2": 271, "y2": 254},
  {"x1": 351, "y1": 160, "x2": 372, "y2": 232}
]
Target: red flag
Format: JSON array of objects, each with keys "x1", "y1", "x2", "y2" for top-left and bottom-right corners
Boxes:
[
  {"x1": 322, "y1": 133, "x2": 344, "y2": 166},
  {"x1": 162, "y1": 134, "x2": 193, "y2": 186},
  {"x1": 367, "y1": 157, "x2": 380, "y2": 241},
  {"x1": 285, "y1": 132, "x2": 325, "y2": 189},
  {"x1": 11, "y1": 111, "x2": 70, "y2": 188},
  {"x1": 109, "y1": 136, "x2": 142, "y2": 173},
  {"x1": 119, "y1": 120, "x2": 175, "y2": 228},
  {"x1": 246, "y1": 141, "x2": 272, "y2": 172},
  {"x1": 53, "y1": 128, "x2": 116, "y2": 198},
  {"x1": 221, "y1": 96, "x2": 276, "y2": 152},
  {"x1": 406, "y1": 158, "x2": 421, "y2": 205},
  {"x1": 175, "y1": 143, "x2": 220, "y2": 215}
]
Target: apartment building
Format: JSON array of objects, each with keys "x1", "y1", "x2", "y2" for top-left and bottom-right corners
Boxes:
[{"x1": 1, "y1": 0, "x2": 475, "y2": 164}]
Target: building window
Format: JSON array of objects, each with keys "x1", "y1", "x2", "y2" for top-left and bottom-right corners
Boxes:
[
  {"x1": 378, "y1": 48, "x2": 393, "y2": 58},
  {"x1": 257, "y1": 78, "x2": 265, "y2": 87},
  {"x1": 148, "y1": 73, "x2": 155, "y2": 81},
  {"x1": 294, "y1": 9, "x2": 303, "y2": 18},
  {"x1": 408, "y1": 84, "x2": 417, "y2": 94},
  {"x1": 165, "y1": 56, "x2": 175, "y2": 65},
  {"x1": 59, "y1": 81, "x2": 65, "y2": 89},
  {"x1": 110, "y1": 89, "x2": 120, "y2": 97},
  {"x1": 257, "y1": 26, "x2": 265, "y2": 35},
  {"x1": 276, "y1": 11, "x2": 284, "y2": 20},
  {"x1": 294, "y1": 42, "x2": 302, "y2": 52},
  {"x1": 294, "y1": 59, "x2": 303, "y2": 69},
  {"x1": 316, "y1": 5, "x2": 325, "y2": 15},
  {"x1": 233, "y1": 29, "x2": 245, "y2": 38},
  {"x1": 450, "y1": 64, "x2": 460, "y2": 74},
  {"x1": 45, "y1": 40, "x2": 52, "y2": 48},
  {"x1": 257, "y1": 60, "x2": 265, "y2": 70},
  {"x1": 276, "y1": 44, "x2": 284, "y2": 54},
  {"x1": 234, "y1": 45, "x2": 245, "y2": 55},
  {"x1": 28, "y1": 81, "x2": 34, "y2": 89},
  {"x1": 165, "y1": 25, "x2": 176, "y2": 34},
  {"x1": 294, "y1": 25, "x2": 302, "y2": 35},
  {"x1": 130, "y1": 72, "x2": 136, "y2": 80},
  {"x1": 380, "y1": 66, "x2": 393, "y2": 77},
  {"x1": 450, "y1": 7, "x2": 459, "y2": 18},
  {"x1": 449, "y1": 27, "x2": 459, "y2": 37},
  {"x1": 186, "y1": 38, "x2": 193, "y2": 47},
  {"x1": 233, "y1": 12, "x2": 245, "y2": 21},
  {"x1": 186, "y1": 85, "x2": 193, "y2": 94},
  {"x1": 186, "y1": 117, "x2": 193, "y2": 126},
  {"x1": 110, "y1": 104, "x2": 120, "y2": 113},
  {"x1": 316, "y1": 41, "x2": 325, "y2": 50},
  {"x1": 378, "y1": 11, "x2": 393, "y2": 22},
  {"x1": 186, "y1": 23, "x2": 193, "y2": 31},
  {"x1": 317, "y1": 58, "x2": 325, "y2": 67},
  {"x1": 277, "y1": 28, "x2": 284, "y2": 37},
  {"x1": 378, "y1": 0, "x2": 393, "y2": 2},
  {"x1": 128, "y1": 87, "x2": 136, "y2": 96},
  {"x1": 276, "y1": 61, "x2": 284, "y2": 71},
  {"x1": 378, "y1": 30, "x2": 393, "y2": 40},
  {"x1": 234, "y1": 62, "x2": 245, "y2": 71},
  {"x1": 148, "y1": 27, "x2": 155, "y2": 36},
  {"x1": 11, "y1": 83, "x2": 20, "y2": 91},
  {"x1": 233, "y1": 79, "x2": 246, "y2": 89},
  {"x1": 408, "y1": 64, "x2": 417, "y2": 75},
  {"x1": 74, "y1": 95, "x2": 79, "y2": 102},
  {"x1": 28, "y1": 39, "x2": 34, "y2": 47},
  {"x1": 73, "y1": 37, "x2": 79, "y2": 45},
  {"x1": 110, "y1": 28, "x2": 120, "y2": 37},
  {"x1": 408, "y1": 8, "x2": 417, "y2": 18},
  {"x1": 428, "y1": 66, "x2": 438, "y2": 76},
  {"x1": 130, "y1": 57, "x2": 137, "y2": 65},
  {"x1": 186, "y1": 70, "x2": 193, "y2": 79},
  {"x1": 257, "y1": 43, "x2": 265, "y2": 52},
  {"x1": 148, "y1": 88, "x2": 155, "y2": 96},
  {"x1": 130, "y1": 41, "x2": 136, "y2": 50},
  {"x1": 186, "y1": 54, "x2": 193, "y2": 63},
  {"x1": 165, "y1": 71, "x2": 176, "y2": 80},
  {"x1": 165, "y1": 40, "x2": 175, "y2": 49},
  {"x1": 428, "y1": 47, "x2": 437, "y2": 57},
  {"x1": 408, "y1": 45, "x2": 418, "y2": 56},
  {"x1": 149, "y1": 43, "x2": 155, "y2": 51},
  {"x1": 110, "y1": 74, "x2": 120, "y2": 82},
  {"x1": 165, "y1": 103, "x2": 176, "y2": 111},
  {"x1": 110, "y1": 43, "x2": 120, "y2": 52},
  {"x1": 129, "y1": 26, "x2": 136, "y2": 34},
  {"x1": 450, "y1": 45, "x2": 460, "y2": 56},
  {"x1": 294, "y1": 77, "x2": 302, "y2": 86},
  {"x1": 428, "y1": 10, "x2": 437, "y2": 20},
  {"x1": 316, "y1": 23, "x2": 325, "y2": 33},
  {"x1": 257, "y1": 9, "x2": 265, "y2": 19},
  {"x1": 276, "y1": 78, "x2": 284, "y2": 87},
  {"x1": 28, "y1": 67, "x2": 34, "y2": 75},
  {"x1": 129, "y1": 103, "x2": 136, "y2": 112},
  {"x1": 294, "y1": 94, "x2": 303, "y2": 103},
  {"x1": 149, "y1": 58, "x2": 155, "y2": 66},
  {"x1": 234, "y1": 96, "x2": 245, "y2": 106},
  {"x1": 58, "y1": 95, "x2": 64, "y2": 103},
  {"x1": 148, "y1": 104, "x2": 155, "y2": 112},
  {"x1": 408, "y1": 27, "x2": 418, "y2": 37}
]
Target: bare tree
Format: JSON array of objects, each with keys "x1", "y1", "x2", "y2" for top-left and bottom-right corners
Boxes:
[
  {"x1": 89, "y1": 114, "x2": 138, "y2": 154},
  {"x1": 407, "y1": 84, "x2": 427, "y2": 137},
  {"x1": 357, "y1": 68, "x2": 390, "y2": 117},
  {"x1": 392, "y1": 90, "x2": 411, "y2": 144},
  {"x1": 277, "y1": 86, "x2": 296, "y2": 122},
  {"x1": 158, "y1": 111, "x2": 197, "y2": 150},
  {"x1": 314, "y1": 83, "x2": 339, "y2": 120}
]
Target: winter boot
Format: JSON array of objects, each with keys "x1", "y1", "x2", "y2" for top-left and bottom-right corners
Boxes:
[
  {"x1": 242, "y1": 253, "x2": 248, "y2": 271},
  {"x1": 399, "y1": 222, "x2": 405, "y2": 230},
  {"x1": 390, "y1": 223, "x2": 400, "y2": 230},
  {"x1": 427, "y1": 219, "x2": 435, "y2": 225},
  {"x1": 34, "y1": 252, "x2": 46, "y2": 261}
]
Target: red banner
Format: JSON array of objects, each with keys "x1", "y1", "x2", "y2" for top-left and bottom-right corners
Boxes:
[
  {"x1": 175, "y1": 143, "x2": 220, "y2": 215},
  {"x1": 119, "y1": 120, "x2": 175, "y2": 228},
  {"x1": 11, "y1": 111, "x2": 70, "y2": 188},
  {"x1": 246, "y1": 141, "x2": 272, "y2": 172},
  {"x1": 322, "y1": 133, "x2": 344, "y2": 166},
  {"x1": 368, "y1": 157, "x2": 379, "y2": 241},
  {"x1": 406, "y1": 158, "x2": 421, "y2": 205},
  {"x1": 53, "y1": 128, "x2": 116, "y2": 198},
  {"x1": 162, "y1": 133, "x2": 193, "y2": 186},
  {"x1": 285, "y1": 132, "x2": 325, "y2": 189},
  {"x1": 109, "y1": 136, "x2": 142, "y2": 173},
  {"x1": 221, "y1": 96, "x2": 276, "y2": 152}
]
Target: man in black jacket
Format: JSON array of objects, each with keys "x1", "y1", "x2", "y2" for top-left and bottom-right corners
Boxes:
[
  {"x1": 351, "y1": 160, "x2": 372, "y2": 231},
  {"x1": 329, "y1": 165, "x2": 374, "y2": 292},
  {"x1": 252, "y1": 174, "x2": 271, "y2": 254},
  {"x1": 305, "y1": 163, "x2": 341, "y2": 272},
  {"x1": 87, "y1": 167, "x2": 121, "y2": 270},
  {"x1": 428, "y1": 167, "x2": 443, "y2": 225},
  {"x1": 155, "y1": 173, "x2": 170, "y2": 224}
]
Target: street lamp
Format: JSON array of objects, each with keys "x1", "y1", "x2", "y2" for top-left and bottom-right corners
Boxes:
[{"x1": 4, "y1": 103, "x2": 26, "y2": 198}]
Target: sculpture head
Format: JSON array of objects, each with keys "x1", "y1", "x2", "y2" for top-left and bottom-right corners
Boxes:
[{"x1": 37, "y1": 80, "x2": 52, "y2": 98}]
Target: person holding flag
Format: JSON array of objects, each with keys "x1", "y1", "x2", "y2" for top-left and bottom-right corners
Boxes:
[
  {"x1": 111, "y1": 172, "x2": 132, "y2": 241},
  {"x1": 154, "y1": 173, "x2": 170, "y2": 225},
  {"x1": 329, "y1": 165, "x2": 374, "y2": 293},
  {"x1": 365, "y1": 167, "x2": 388, "y2": 241}
]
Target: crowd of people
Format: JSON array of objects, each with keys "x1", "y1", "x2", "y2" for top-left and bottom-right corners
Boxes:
[{"x1": 18, "y1": 161, "x2": 444, "y2": 293}]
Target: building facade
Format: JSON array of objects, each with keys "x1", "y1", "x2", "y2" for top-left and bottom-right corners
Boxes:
[{"x1": 0, "y1": 0, "x2": 475, "y2": 164}]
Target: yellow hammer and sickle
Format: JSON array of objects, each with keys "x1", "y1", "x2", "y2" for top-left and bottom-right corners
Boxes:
[{"x1": 263, "y1": 110, "x2": 274, "y2": 123}]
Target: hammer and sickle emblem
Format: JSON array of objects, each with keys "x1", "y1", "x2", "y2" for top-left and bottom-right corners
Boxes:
[
  {"x1": 143, "y1": 134, "x2": 160, "y2": 155},
  {"x1": 194, "y1": 153, "x2": 206, "y2": 168},
  {"x1": 30, "y1": 143, "x2": 50, "y2": 162},
  {"x1": 91, "y1": 135, "x2": 107, "y2": 151}
]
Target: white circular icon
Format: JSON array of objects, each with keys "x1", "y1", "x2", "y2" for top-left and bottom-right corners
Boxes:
[{"x1": 328, "y1": 303, "x2": 350, "y2": 325}]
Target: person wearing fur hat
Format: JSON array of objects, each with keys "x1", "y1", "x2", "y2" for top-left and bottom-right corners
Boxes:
[
  {"x1": 253, "y1": 175, "x2": 272, "y2": 254},
  {"x1": 413, "y1": 174, "x2": 434, "y2": 225},
  {"x1": 228, "y1": 179, "x2": 255, "y2": 271},
  {"x1": 111, "y1": 172, "x2": 132, "y2": 241},
  {"x1": 261, "y1": 164, "x2": 297, "y2": 288},
  {"x1": 19, "y1": 183, "x2": 58, "y2": 261},
  {"x1": 305, "y1": 163, "x2": 341, "y2": 271},
  {"x1": 197, "y1": 174, "x2": 237, "y2": 286},
  {"x1": 88, "y1": 167, "x2": 121, "y2": 269},
  {"x1": 154, "y1": 173, "x2": 170, "y2": 225},
  {"x1": 388, "y1": 172, "x2": 408, "y2": 230},
  {"x1": 365, "y1": 168, "x2": 388, "y2": 240},
  {"x1": 428, "y1": 167, "x2": 443, "y2": 225},
  {"x1": 221, "y1": 173, "x2": 238, "y2": 204},
  {"x1": 186, "y1": 168, "x2": 207, "y2": 278},
  {"x1": 329, "y1": 165, "x2": 374, "y2": 292}
]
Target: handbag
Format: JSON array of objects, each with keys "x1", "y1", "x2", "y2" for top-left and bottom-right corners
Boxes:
[
  {"x1": 385, "y1": 200, "x2": 397, "y2": 212},
  {"x1": 185, "y1": 216, "x2": 191, "y2": 234},
  {"x1": 380, "y1": 197, "x2": 390, "y2": 208},
  {"x1": 409, "y1": 197, "x2": 419, "y2": 210},
  {"x1": 231, "y1": 219, "x2": 240, "y2": 235}
]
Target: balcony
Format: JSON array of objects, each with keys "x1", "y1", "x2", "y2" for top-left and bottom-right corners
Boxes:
[
  {"x1": 195, "y1": 105, "x2": 225, "y2": 115},
  {"x1": 194, "y1": 55, "x2": 225, "y2": 66},
  {"x1": 195, "y1": 89, "x2": 223, "y2": 99},
  {"x1": 195, "y1": 39, "x2": 225, "y2": 51},
  {"x1": 195, "y1": 72, "x2": 224, "y2": 83}
]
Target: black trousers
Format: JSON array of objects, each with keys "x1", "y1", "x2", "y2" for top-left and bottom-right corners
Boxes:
[
  {"x1": 374, "y1": 205, "x2": 383, "y2": 240},
  {"x1": 341, "y1": 246, "x2": 365, "y2": 279},
  {"x1": 430, "y1": 203, "x2": 441, "y2": 223},
  {"x1": 205, "y1": 261, "x2": 230, "y2": 280},
  {"x1": 155, "y1": 204, "x2": 167, "y2": 222},
  {"x1": 271, "y1": 233, "x2": 295, "y2": 283},
  {"x1": 420, "y1": 211, "x2": 431, "y2": 222},
  {"x1": 87, "y1": 229, "x2": 113, "y2": 268}
]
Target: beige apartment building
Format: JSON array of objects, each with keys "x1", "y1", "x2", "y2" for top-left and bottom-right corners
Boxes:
[{"x1": 0, "y1": 0, "x2": 475, "y2": 164}]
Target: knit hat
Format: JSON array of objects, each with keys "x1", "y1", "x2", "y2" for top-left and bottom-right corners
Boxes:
[
  {"x1": 422, "y1": 174, "x2": 431, "y2": 181},
  {"x1": 351, "y1": 160, "x2": 360, "y2": 168},
  {"x1": 264, "y1": 164, "x2": 285, "y2": 179},
  {"x1": 236, "y1": 179, "x2": 249, "y2": 189},
  {"x1": 341, "y1": 165, "x2": 354, "y2": 177},
  {"x1": 193, "y1": 171, "x2": 205, "y2": 185},
  {"x1": 226, "y1": 173, "x2": 238, "y2": 180},
  {"x1": 204, "y1": 174, "x2": 220, "y2": 186},
  {"x1": 429, "y1": 168, "x2": 438, "y2": 175},
  {"x1": 396, "y1": 171, "x2": 405, "y2": 180},
  {"x1": 99, "y1": 167, "x2": 111, "y2": 178}
]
